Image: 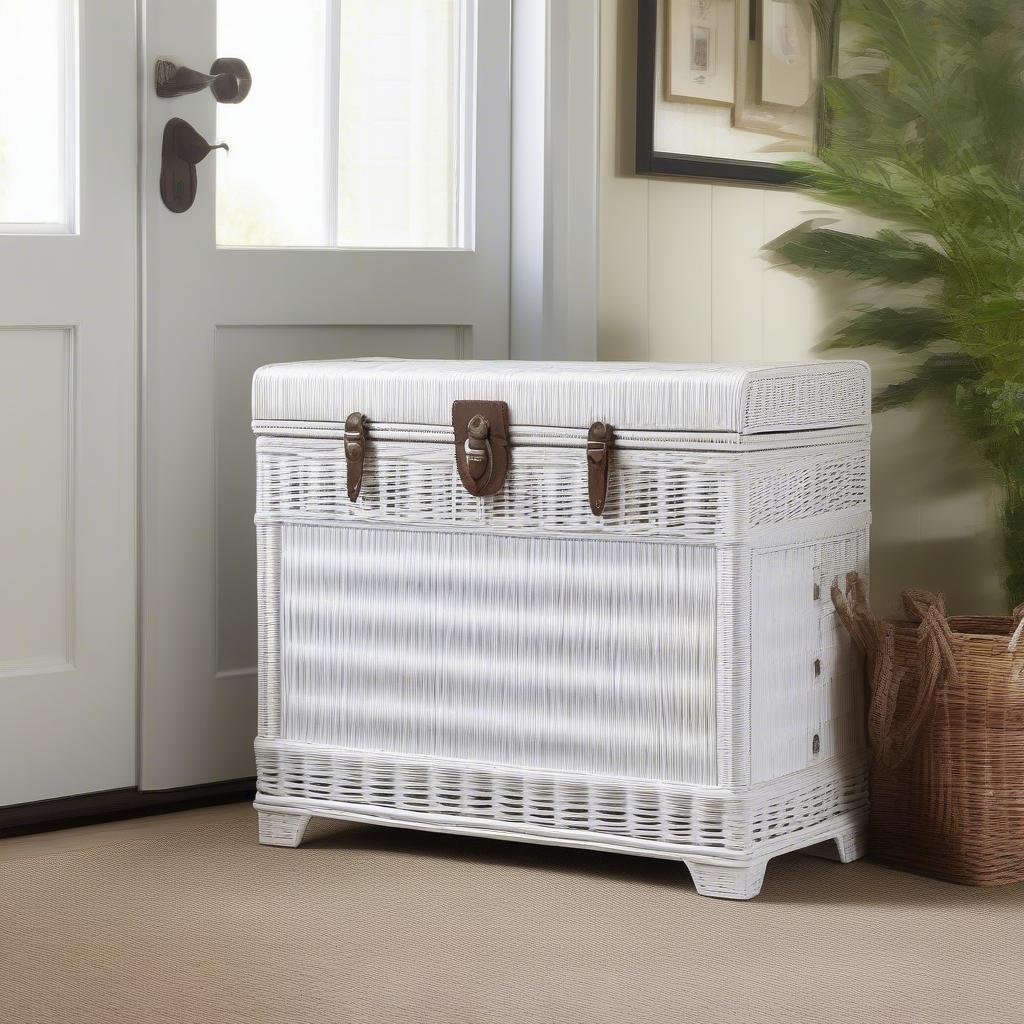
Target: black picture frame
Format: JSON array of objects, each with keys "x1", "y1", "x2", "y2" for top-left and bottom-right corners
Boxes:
[{"x1": 634, "y1": 0, "x2": 799, "y2": 186}]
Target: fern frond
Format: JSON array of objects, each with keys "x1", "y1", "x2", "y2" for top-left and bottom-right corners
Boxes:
[
  {"x1": 873, "y1": 378, "x2": 927, "y2": 411},
  {"x1": 767, "y1": 224, "x2": 946, "y2": 282},
  {"x1": 821, "y1": 307, "x2": 950, "y2": 350},
  {"x1": 871, "y1": 352, "x2": 981, "y2": 411}
]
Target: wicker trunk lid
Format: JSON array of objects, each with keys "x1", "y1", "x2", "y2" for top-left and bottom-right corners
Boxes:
[{"x1": 252, "y1": 358, "x2": 871, "y2": 435}]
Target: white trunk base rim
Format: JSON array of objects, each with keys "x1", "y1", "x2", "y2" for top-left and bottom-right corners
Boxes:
[{"x1": 254, "y1": 796, "x2": 867, "y2": 901}]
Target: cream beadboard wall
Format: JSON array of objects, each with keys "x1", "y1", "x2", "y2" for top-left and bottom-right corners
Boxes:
[{"x1": 597, "y1": 0, "x2": 1005, "y2": 615}]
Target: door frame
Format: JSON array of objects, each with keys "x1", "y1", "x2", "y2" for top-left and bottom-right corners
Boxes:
[{"x1": 511, "y1": 0, "x2": 600, "y2": 361}]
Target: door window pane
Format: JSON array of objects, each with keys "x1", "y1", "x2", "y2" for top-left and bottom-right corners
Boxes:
[
  {"x1": 216, "y1": 0, "x2": 329, "y2": 247},
  {"x1": 217, "y1": 0, "x2": 470, "y2": 249},
  {"x1": 0, "y1": 0, "x2": 76, "y2": 232},
  {"x1": 336, "y1": 0, "x2": 463, "y2": 248}
]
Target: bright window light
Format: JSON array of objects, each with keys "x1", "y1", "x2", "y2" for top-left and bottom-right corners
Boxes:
[
  {"x1": 216, "y1": 0, "x2": 472, "y2": 249},
  {"x1": 0, "y1": 0, "x2": 77, "y2": 233}
]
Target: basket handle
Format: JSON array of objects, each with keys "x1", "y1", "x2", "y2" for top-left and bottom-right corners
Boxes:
[
  {"x1": 831, "y1": 573, "x2": 959, "y2": 767},
  {"x1": 1008, "y1": 603, "x2": 1024, "y2": 653}
]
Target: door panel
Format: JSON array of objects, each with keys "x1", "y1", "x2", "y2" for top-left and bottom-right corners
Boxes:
[
  {"x1": 0, "y1": 329, "x2": 73, "y2": 677},
  {"x1": 0, "y1": 1, "x2": 137, "y2": 805},
  {"x1": 141, "y1": 0, "x2": 510, "y2": 788}
]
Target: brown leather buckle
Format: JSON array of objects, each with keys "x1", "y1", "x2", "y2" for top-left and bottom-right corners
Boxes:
[
  {"x1": 344, "y1": 412, "x2": 368, "y2": 502},
  {"x1": 452, "y1": 400, "x2": 510, "y2": 497},
  {"x1": 587, "y1": 422, "x2": 614, "y2": 516}
]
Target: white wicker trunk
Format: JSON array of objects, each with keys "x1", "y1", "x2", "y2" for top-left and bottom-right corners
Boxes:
[{"x1": 252, "y1": 359, "x2": 871, "y2": 899}]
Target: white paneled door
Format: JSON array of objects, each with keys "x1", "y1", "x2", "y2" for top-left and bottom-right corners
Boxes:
[
  {"x1": 0, "y1": 1, "x2": 137, "y2": 804},
  {"x1": 140, "y1": 1, "x2": 511, "y2": 788}
]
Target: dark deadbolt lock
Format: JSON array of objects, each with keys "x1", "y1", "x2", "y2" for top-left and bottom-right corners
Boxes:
[
  {"x1": 155, "y1": 58, "x2": 252, "y2": 103},
  {"x1": 159, "y1": 118, "x2": 228, "y2": 213}
]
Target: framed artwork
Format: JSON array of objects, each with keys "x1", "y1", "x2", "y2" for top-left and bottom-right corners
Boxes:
[
  {"x1": 665, "y1": 0, "x2": 736, "y2": 107},
  {"x1": 734, "y1": 0, "x2": 817, "y2": 139},
  {"x1": 635, "y1": 0, "x2": 834, "y2": 185}
]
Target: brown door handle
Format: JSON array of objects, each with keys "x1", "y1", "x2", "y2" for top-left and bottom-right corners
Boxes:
[
  {"x1": 159, "y1": 118, "x2": 228, "y2": 213},
  {"x1": 155, "y1": 57, "x2": 251, "y2": 104}
]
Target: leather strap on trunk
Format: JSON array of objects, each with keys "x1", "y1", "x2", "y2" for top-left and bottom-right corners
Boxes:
[
  {"x1": 587, "y1": 422, "x2": 614, "y2": 516},
  {"x1": 344, "y1": 412, "x2": 368, "y2": 501}
]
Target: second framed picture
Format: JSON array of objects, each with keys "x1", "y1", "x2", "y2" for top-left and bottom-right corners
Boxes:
[{"x1": 636, "y1": 0, "x2": 838, "y2": 184}]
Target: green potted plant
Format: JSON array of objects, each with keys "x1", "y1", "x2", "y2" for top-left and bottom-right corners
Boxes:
[{"x1": 770, "y1": 0, "x2": 1024, "y2": 603}]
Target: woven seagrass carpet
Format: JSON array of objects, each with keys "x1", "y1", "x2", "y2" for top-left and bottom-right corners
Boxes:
[{"x1": 1, "y1": 803, "x2": 1021, "y2": 1024}]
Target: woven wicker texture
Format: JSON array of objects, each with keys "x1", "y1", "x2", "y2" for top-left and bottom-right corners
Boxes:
[
  {"x1": 751, "y1": 535, "x2": 868, "y2": 784},
  {"x1": 254, "y1": 358, "x2": 872, "y2": 899},
  {"x1": 833, "y1": 574, "x2": 1024, "y2": 886},
  {"x1": 256, "y1": 434, "x2": 870, "y2": 542},
  {"x1": 255, "y1": 740, "x2": 868, "y2": 854},
  {"x1": 253, "y1": 358, "x2": 871, "y2": 433},
  {"x1": 279, "y1": 524, "x2": 718, "y2": 782}
]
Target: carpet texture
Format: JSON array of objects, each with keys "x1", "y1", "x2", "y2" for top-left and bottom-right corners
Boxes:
[{"x1": 0, "y1": 802, "x2": 1021, "y2": 1024}]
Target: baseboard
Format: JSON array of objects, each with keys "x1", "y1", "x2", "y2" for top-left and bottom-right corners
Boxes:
[{"x1": 0, "y1": 777, "x2": 256, "y2": 839}]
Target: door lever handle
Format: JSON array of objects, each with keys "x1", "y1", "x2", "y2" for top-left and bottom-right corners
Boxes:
[
  {"x1": 155, "y1": 57, "x2": 252, "y2": 104},
  {"x1": 160, "y1": 118, "x2": 228, "y2": 213}
]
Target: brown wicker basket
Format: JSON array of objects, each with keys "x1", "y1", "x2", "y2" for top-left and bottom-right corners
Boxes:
[{"x1": 832, "y1": 573, "x2": 1024, "y2": 886}]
